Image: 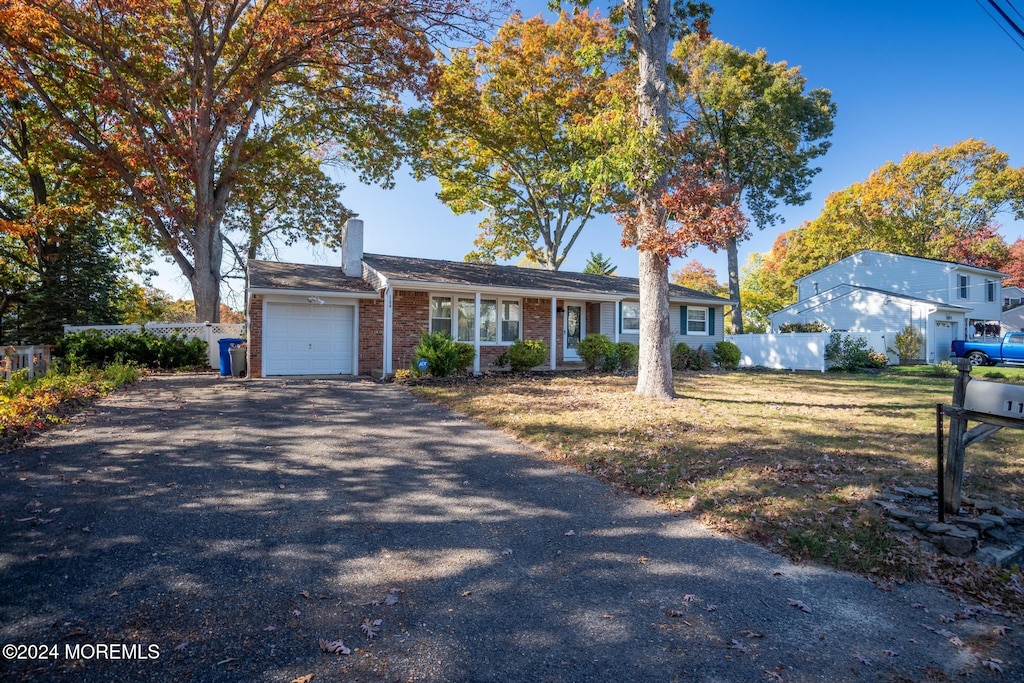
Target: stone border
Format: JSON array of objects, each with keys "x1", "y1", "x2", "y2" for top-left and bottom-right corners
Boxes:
[{"x1": 874, "y1": 485, "x2": 1024, "y2": 567}]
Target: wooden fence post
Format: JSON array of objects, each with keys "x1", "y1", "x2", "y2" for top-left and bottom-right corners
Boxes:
[{"x1": 942, "y1": 358, "x2": 972, "y2": 514}]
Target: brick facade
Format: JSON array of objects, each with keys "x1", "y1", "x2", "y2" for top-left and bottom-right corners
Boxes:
[
  {"x1": 358, "y1": 296, "x2": 384, "y2": 375},
  {"x1": 522, "y1": 297, "x2": 558, "y2": 366},
  {"x1": 391, "y1": 290, "x2": 430, "y2": 372},
  {"x1": 247, "y1": 294, "x2": 263, "y2": 378}
]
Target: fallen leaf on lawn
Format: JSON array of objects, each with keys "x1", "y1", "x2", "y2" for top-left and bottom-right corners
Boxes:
[
  {"x1": 48, "y1": 508, "x2": 62, "y2": 514},
  {"x1": 666, "y1": 609, "x2": 686, "y2": 618},
  {"x1": 771, "y1": 571, "x2": 783, "y2": 576},
  {"x1": 741, "y1": 630, "x2": 765, "y2": 639},
  {"x1": 564, "y1": 530, "x2": 575, "y2": 536},
  {"x1": 787, "y1": 599, "x2": 811, "y2": 613},
  {"x1": 292, "y1": 609, "x2": 301, "y2": 617},
  {"x1": 726, "y1": 639, "x2": 748, "y2": 652},
  {"x1": 501, "y1": 548, "x2": 512, "y2": 556},
  {"x1": 882, "y1": 649, "x2": 898, "y2": 657},
  {"x1": 318, "y1": 638, "x2": 351, "y2": 655},
  {"x1": 299, "y1": 590, "x2": 310, "y2": 600},
  {"x1": 637, "y1": 556, "x2": 648, "y2": 565},
  {"x1": 263, "y1": 626, "x2": 276, "y2": 631},
  {"x1": 764, "y1": 668, "x2": 784, "y2": 682},
  {"x1": 361, "y1": 618, "x2": 382, "y2": 638},
  {"x1": 982, "y1": 658, "x2": 1004, "y2": 672},
  {"x1": 278, "y1": 484, "x2": 286, "y2": 489},
  {"x1": 173, "y1": 641, "x2": 188, "y2": 652},
  {"x1": 947, "y1": 635, "x2": 963, "y2": 647},
  {"x1": 290, "y1": 675, "x2": 314, "y2": 683},
  {"x1": 705, "y1": 604, "x2": 718, "y2": 612},
  {"x1": 601, "y1": 614, "x2": 614, "y2": 620},
  {"x1": 216, "y1": 657, "x2": 236, "y2": 666},
  {"x1": 460, "y1": 590, "x2": 472, "y2": 597},
  {"x1": 683, "y1": 594, "x2": 698, "y2": 603},
  {"x1": 989, "y1": 625, "x2": 1007, "y2": 637},
  {"x1": 385, "y1": 593, "x2": 399, "y2": 606},
  {"x1": 853, "y1": 652, "x2": 871, "y2": 666}
]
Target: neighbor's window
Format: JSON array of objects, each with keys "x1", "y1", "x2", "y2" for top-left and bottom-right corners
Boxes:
[
  {"x1": 687, "y1": 307, "x2": 708, "y2": 334},
  {"x1": 621, "y1": 302, "x2": 640, "y2": 332},
  {"x1": 501, "y1": 300, "x2": 520, "y2": 342},
  {"x1": 479, "y1": 299, "x2": 497, "y2": 342},
  {"x1": 986, "y1": 279, "x2": 996, "y2": 303},
  {"x1": 430, "y1": 296, "x2": 452, "y2": 336},
  {"x1": 959, "y1": 275, "x2": 969, "y2": 299},
  {"x1": 456, "y1": 298, "x2": 475, "y2": 342}
]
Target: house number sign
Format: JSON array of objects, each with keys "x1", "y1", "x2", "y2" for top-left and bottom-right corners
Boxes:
[{"x1": 964, "y1": 380, "x2": 1024, "y2": 419}]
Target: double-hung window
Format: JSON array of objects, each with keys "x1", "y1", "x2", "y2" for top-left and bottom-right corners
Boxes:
[
  {"x1": 959, "y1": 275, "x2": 969, "y2": 300},
  {"x1": 687, "y1": 307, "x2": 708, "y2": 334},
  {"x1": 986, "y1": 279, "x2": 996, "y2": 303},
  {"x1": 430, "y1": 295, "x2": 521, "y2": 344},
  {"x1": 430, "y1": 296, "x2": 452, "y2": 336},
  {"x1": 621, "y1": 302, "x2": 640, "y2": 332}
]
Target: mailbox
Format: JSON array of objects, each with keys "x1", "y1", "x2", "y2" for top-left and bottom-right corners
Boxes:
[{"x1": 964, "y1": 379, "x2": 1024, "y2": 420}]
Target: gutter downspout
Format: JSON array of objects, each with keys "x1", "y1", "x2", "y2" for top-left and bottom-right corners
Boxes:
[
  {"x1": 550, "y1": 297, "x2": 557, "y2": 370},
  {"x1": 474, "y1": 292, "x2": 481, "y2": 375},
  {"x1": 383, "y1": 287, "x2": 393, "y2": 377}
]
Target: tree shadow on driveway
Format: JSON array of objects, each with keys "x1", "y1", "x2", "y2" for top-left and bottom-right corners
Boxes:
[{"x1": 0, "y1": 375, "x2": 1017, "y2": 682}]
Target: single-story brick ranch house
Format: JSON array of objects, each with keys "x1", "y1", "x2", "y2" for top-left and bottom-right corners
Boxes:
[{"x1": 245, "y1": 220, "x2": 734, "y2": 377}]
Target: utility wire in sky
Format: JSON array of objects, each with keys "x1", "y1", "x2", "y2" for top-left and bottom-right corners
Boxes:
[{"x1": 978, "y1": 0, "x2": 1024, "y2": 51}]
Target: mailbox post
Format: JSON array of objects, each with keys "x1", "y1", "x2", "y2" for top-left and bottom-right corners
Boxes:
[{"x1": 940, "y1": 358, "x2": 1024, "y2": 514}]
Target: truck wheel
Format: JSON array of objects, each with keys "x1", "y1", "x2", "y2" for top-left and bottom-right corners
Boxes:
[{"x1": 966, "y1": 351, "x2": 988, "y2": 367}]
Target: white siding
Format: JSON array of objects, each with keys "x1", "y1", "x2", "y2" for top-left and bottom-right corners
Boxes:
[
  {"x1": 599, "y1": 302, "x2": 616, "y2": 338},
  {"x1": 797, "y1": 251, "x2": 953, "y2": 303},
  {"x1": 669, "y1": 304, "x2": 727, "y2": 350}
]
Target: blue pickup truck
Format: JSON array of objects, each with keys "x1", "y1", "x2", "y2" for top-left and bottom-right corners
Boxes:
[{"x1": 950, "y1": 332, "x2": 1024, "y2": 366}]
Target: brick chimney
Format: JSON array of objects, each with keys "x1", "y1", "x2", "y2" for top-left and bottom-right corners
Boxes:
[{"x1": 342, "y1": 218, "x2": 363, "y2": 278}]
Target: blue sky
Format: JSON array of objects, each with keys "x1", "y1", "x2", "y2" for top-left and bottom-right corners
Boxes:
[{"x1": 151, "y1": 0, "x2": 1024, "y2": 305}]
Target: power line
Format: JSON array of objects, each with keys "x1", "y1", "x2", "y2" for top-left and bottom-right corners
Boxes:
[
  {"x1": 977, "y1": 0, "x2": 1024, "y2": 52},
  {"x1": 988, "y1": 0, "x2": 1024, "y2": 39}
]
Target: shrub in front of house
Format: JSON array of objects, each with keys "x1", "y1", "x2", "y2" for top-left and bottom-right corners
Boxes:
[
  {"x1": 825, "y1": 332, "x2": 888, "y2": 371},
  {"x1": 713, "y1": 340, "x2": 741, "y2": 369},
  {"x1": 508, "y1": 339, "x2": 547, "y2": 372},
  {"x1": 614, "y1": 342, "x2": 639, "y2": 371},
  {"x1": 672, "y1": 342, "x2": 711, "y2": 371},
  {"x1": 577, "y1": 334, "x2": 616, "y2": 370},
  {"x1": 56, "y1": 330, "x2": 207, "y2": 369},
  {"x1": 410, "y1": 331, "x2": 475, "y2": 377},
  {"x1": 887, "y1": 325, "x2": 924, "y2": 365}
]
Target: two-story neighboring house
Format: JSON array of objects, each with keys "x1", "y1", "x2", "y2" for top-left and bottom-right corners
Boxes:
[{"x1": 768, "y1": 250, "x2": 1007, "y2": 363}]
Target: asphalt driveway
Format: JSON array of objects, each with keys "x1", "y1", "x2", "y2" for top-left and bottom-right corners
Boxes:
[{"x1": 0, "y1": 374, "x2": 1020, "y2": 682}]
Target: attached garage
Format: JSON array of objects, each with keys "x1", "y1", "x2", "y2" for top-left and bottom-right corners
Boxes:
[
  {"x1": 248, "y1": 259, "x2": 378, "y2": 377},
  {"x1": 263, "y1": 302, "x2": 355, "y2": 375}
]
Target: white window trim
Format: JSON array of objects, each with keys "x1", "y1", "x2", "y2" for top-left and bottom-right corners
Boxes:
[
  {"x1": 620, "y1": 301, "x2": 640, "y2": 334},
  {"x1": 429, "y1": 292, "x2": 522, "y2": 346},
  {"x1": 686, "y1": 306, "x2": 710, "y2": 336},
  {"x1": 958, "y1": 274, "x2": 970, "y2": 300}
]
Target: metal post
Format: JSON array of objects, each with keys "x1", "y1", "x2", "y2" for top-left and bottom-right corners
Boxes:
[{"x1": 936, "y1": 403, "x2": 944, "y2": 523}]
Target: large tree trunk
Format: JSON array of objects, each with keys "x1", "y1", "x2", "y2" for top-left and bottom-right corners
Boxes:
[
  {"x1": 630, "y1": 0, "x2": 675, "y2": 400},
  {"x1": 188, "y1": 212, "x2": 224, "y2": 323},
  {"x1": 726, "y1": 235, "x2": 742, "y2": 334}
]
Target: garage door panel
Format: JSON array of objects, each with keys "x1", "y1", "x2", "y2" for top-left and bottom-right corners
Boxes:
[{"x1": 264, "y1": 303, "x2": 354, "y2": 375}]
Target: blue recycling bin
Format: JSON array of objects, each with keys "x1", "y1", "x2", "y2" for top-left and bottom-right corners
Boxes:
[{"x1": 218, "y1": 338, "x2": 245, "y2": 376}]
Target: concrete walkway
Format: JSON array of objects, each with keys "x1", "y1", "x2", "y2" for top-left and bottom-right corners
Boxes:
[{"x1": 0, "y1": 375, "x2": 1019, "y2": 682}]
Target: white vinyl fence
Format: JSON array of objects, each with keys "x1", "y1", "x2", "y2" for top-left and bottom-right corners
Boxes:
[
  {"x1": 725, "y1": 332, "x2": 891, "y2": 372},
  {"x1": 62, "y1": 322, "x2": 245, "y2": 370}
]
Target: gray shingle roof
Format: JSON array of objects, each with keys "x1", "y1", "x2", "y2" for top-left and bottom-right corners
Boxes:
[
  {"x1": 248, "y1": 260, "x2": 375, "y2": 294},
  {"x1": 362, "y1": 253, "x2": 733, "y2": 303}
]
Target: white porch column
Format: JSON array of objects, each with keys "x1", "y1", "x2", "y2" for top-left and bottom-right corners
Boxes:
[
  {"x1": 613, "y1": 301, "x2": 620, "y2": 343},
  {"x1": 550, "y1": 296, "x2": 557, "y2": 370},
  {"x1": 383, "y1": 287, "x2": 394, "y2": 376},
  {"x1": 473, "y1": 292, "x2": 481, "y2": 375}
]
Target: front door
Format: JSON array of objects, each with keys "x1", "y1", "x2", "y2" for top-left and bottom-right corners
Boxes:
[{"x1": 564, "y1": 303, "x2": 584, "y2": 361}]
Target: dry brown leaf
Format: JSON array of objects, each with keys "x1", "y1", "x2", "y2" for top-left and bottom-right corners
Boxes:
[
  {"x1": 361, "y1": 618, "x2": 382, "y2": 638},
  {"x1": 741, "y1": 630, "x2": 765, "y2": 639},
  {"x1": 853, "y1": 652, "x2": 871, "y2": 666},
  {"x1": 299, "y1": 590, "x2": 310, "y2": 600},
  {"x1": 683, "y1": 594, "x2": 698, "y2": 603},
  {"x1": 290, "y1": 675, "x2": 314, "y2": 683},
  {"x1": 982, "y1": 658, "x2": 1004, "y2": 672},
  {"x1": 787, "y1": 599, "x2": 811, "y2": 613},
  {"x1": 318, "y1": 638, "x2": 351, "y2": 655}
]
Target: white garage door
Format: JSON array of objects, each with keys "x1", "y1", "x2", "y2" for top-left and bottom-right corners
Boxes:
[
  {"x1": 264, "y1": 303, "x2": 355, "y2": 375},
  {"x1": 933, "y1": 321, "x2": 957, "y2": 363}
]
